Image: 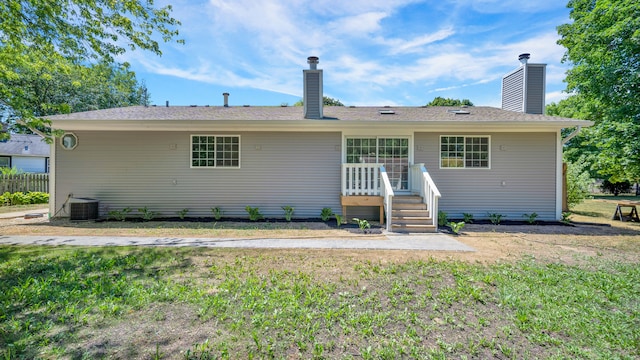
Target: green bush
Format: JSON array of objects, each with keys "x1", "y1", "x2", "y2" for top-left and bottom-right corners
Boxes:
[
  {"x1": 566, "y1": 157, "x2": 594, "y2": 208},
  {"x1": 0, "y1": 191, "x2": 49, "y2": 206}
]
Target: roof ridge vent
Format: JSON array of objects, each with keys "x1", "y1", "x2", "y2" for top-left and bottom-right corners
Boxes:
[{"x1": 379, "y1": 109, "x2": 395, "y2": 115}]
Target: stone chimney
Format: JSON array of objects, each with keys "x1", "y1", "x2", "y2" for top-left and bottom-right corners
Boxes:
[
  {"x1": 501, "y1": 53, "x2": 546, "y2": 114},
  {"x1": 303, "y1": 56, "x2": 323, "y2": 119}
]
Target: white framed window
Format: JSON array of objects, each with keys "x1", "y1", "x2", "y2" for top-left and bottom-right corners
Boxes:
[
  {"x1": 191, "y1": 135, "x2": 240, "y2": 168},
  {"x1": 60, "y1": 133, "x2": 78, "y2": 150},
  {"x1": 440, "y1": 136, "x2": 490, "y2": 169},
  {"x1": 345, "y1": 137, "x2": 410, "y2": 190}
]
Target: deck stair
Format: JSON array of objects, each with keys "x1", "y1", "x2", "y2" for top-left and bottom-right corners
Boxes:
[{"x1": 390, "y1": 195, "x2": 437, "y2": 233}]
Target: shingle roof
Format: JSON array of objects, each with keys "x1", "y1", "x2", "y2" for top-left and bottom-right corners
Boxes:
[
  {"x1": 45, "y1": 105, "x2": 590, "y2": 125},
  {"x1": 0, "y1": 134, "x2": 50, "y2": 157}
]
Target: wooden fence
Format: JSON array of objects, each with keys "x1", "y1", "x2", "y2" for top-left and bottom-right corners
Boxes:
[{"x1": 0, "y1": 174, "x2": 49, "y2": 193}]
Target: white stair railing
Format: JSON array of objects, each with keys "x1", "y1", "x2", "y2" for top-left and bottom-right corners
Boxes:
[
  {"x1": 410, "y1": 163, "x2": 442, "y2": 230},
  {"x1": 379, "y1": 165, "x2": 394, "y2": 231}
]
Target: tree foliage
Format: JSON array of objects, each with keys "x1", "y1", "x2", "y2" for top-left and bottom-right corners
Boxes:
[
  {"x1": 1, "y1": 47, "x2": 149, "y2": 137},
  {"x1": 0, "y1": 0, "x2": 182, "y2": 61},
  {"x1": 426, "y1": 97, "x2": 474, "y2": 107},
  {"x1": 556, "y1": 0, "x2": 640, "y2": 183},
  {"x1": 0, "y1": 0, "x2": 182, "y2": 138},
  {"x1": 293, "y1": 96, "x2": 345, "y2": 106}
]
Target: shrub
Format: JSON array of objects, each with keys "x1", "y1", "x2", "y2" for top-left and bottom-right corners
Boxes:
[
  {"x1": 352, "y1": 218, "x2": 371, "y2": 233},
  {"x1": 447, "y1": 221, "x2": 465, "y2": 235},
  {"x1": 437, "y1": 211, "x2": 448, "y2": 227},
  {"x1": 334, "y1": 214, "x2": 343, "y2": 228},
  {"x1": 487, "y1": 213, "x2": 504, "y2": 225},
  {"x1": 177, "y1": 208, "x2": 189, "y2": 219},
  {"x1": 108, "y1": 207, "x2": 131, "y2": 221},
  {"x1": 211, "y1": 207, "x2": 223, "y2": 220},
  {"x1": 0, "y1": 191, "x2": 49, "y2": 206},
  {"x1": 523, "y1": 212, "x2": 538, "y2": 224},
  {"x1": 245, "y1": 206, "x2": 264, "y2": 221},
  {"x1": 138, "y1": 207, "x2": 158, "y2": 221},
  {"x1": 462, "y1": 213, "x2": 474, "y2": 223},
  {"x1": 566, "y1": 157, "x2": 594, "y2": 207},
  {"x1": 320, "y1": 207, "x2": 333, "y2": 221},
  {"x1": 282, "y1": 206, "x2": 294, "y2": 221}
]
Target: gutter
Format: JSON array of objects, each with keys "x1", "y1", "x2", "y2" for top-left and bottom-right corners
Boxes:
[{"x1": 562, "y1": 126, "x2": 582, "y2": 145}]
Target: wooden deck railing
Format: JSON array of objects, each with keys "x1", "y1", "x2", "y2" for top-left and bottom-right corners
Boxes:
[
  {"x1": 0, "y1": 173, "x2": 49, "y2": 193},
  {"x1": 410, "y1": 163, "x2": 441, "y2": 230}
]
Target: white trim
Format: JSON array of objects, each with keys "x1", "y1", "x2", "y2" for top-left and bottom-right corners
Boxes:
[
  {"x1": 52, "y1": 120, "x2": 593, "y2": 133},
  {"x1": 189, "y1": 134, "x2": 241, "y2": 169},
  {"x1": 439, "y1": 135, "x2": 491, "y2": 170},
  {"x1": 49, "y1": 140, "x2": 56, "y2": 216},
  {"x1": 342, "y1": 135, "x2": 413, "y2": 164},
  {"x1": 556, "y1": 129, "x2": 563, "y2": 220}
]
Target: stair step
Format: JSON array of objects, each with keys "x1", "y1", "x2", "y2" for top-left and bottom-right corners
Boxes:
[
  {"x1": 393, "y1": 209, "x2": 430, "y2": 217},
  {"x1": 393, "y1": 203, "x2": 427, "y2": 210},
  {"x1": 391, "y1": 224, "x2": 437, "y2": 233},
  {"x1": 392, "y1": 196, "x2": 423, "y2": 204},
  {"x1": 392, "y1": 217, "x2": 433, "y2": 225}
]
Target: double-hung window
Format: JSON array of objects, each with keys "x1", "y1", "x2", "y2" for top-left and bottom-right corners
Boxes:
[
  {"x1": 440, "y1": 136, "x2": 490, "y2": 169},
  {"x1": 191, "y1": 135, "x2": 240, "y2": 168}
]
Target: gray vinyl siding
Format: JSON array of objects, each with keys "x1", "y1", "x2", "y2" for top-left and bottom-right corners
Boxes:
[
  {"x1": 304, "y1": 71, "x2": 322, "y2": 119},
  {"x1": 525, "y1": 65, "x2": 545, "y2": 114},
  {"x1": 54, "y1": 131, "x2": 342, "y2": 219},
  {"x1": 501, "y1": 67, "x2": 524, "y2": 112},
  {"x1": 415, "y1": 132, "x2": 557, "y2": 220}
]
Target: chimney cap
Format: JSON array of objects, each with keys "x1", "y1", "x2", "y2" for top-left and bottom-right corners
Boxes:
[
  {"x1": 518, "y1": 53, "x2": 531, "y2": 64},
  {"x1": 307, "y1": 56, "x2": 320, "y2": 70},
  {"x1": 222, "y1": 92, "x2": 229, "y2": 96}
]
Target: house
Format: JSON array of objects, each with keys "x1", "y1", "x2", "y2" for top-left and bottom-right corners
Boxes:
[
  {"x1": 0, "y1": 134, "x2": 50, "y2": 173},
  {"x1": 46, "y1": 55, "x2": 592, "y2": 232}
]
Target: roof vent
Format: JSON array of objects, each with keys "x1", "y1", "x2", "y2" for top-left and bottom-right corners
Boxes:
[
  {"x1": 447, "y1": 109, "x2": 470, "y2": 115},
  {"x1": 379, "y1": 110, "x2": 395, "y2": 115},
  {"x1": 223, "y1": 92, "x2": 229, "y2": 107}
]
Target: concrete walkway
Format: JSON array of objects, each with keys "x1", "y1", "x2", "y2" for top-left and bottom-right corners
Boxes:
[
  {"x1": 0, "y1": 234, "x2": 474, "y2": 251},
  {"x1": 0, "y1": 208, "x2": 475, "y2": 251}
]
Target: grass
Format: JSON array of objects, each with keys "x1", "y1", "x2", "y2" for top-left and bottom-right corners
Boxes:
[
  {"x1": 572, "y1": 194, "x2": 639, "y2": 219},
  {"x1": 0, "y1": 203, "x2": 47, "y2": 214},
  {"x1": 1, "y1": 246, "x2": 638, "y2": 359}
]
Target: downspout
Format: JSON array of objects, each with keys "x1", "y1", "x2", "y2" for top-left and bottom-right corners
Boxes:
[{"x1": 562, "y1": 126, "x2": 582, "y2": 145}]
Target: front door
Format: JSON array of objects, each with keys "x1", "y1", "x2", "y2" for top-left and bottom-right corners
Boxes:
[{"x1": 345, "y1": 137, "x2": 410, "y2": 191}]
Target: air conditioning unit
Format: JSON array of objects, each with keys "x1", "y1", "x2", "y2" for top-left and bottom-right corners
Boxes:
[{"x1": 69, "y1": 198, "x2": 99, "y2": 220}]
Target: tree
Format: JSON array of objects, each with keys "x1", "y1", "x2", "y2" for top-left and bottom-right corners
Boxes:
[
  {"x1": 556, "y1": 0, "x2": 640, "y2": 184},
  {"x1": 1, "y1": 47, "x2": 148, "y2": 137},
  {"x1": 293, "y1": 96, "x2": 345, "y2": 107},
  {"x1": 426, "y1": 97, "x2": 474, "y2": 107},
  {"x1": 0, "y1": 0, "x2": 182, "y2": 137}
]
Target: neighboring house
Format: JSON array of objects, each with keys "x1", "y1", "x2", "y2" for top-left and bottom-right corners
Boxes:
[
  {"x1": 0, "y1": 134, "x2": 50, "y2": 173},
  {"x1": 46, "y1": 55, "x2": 592, "y2": 232}
]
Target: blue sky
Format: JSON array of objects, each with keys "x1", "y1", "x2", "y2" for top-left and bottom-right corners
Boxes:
[{"x1": 121, "y1": 0, "x2": 572, "y2": 108}]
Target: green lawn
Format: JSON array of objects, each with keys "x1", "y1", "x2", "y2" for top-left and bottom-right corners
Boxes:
[{"x1": 1, "y1": 246, "x2": 638, "y2": 359}]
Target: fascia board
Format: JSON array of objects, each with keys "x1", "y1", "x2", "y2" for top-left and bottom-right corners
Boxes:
[{"x1": 51, "y1": 119, "x2": 594, "y2": 133}]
